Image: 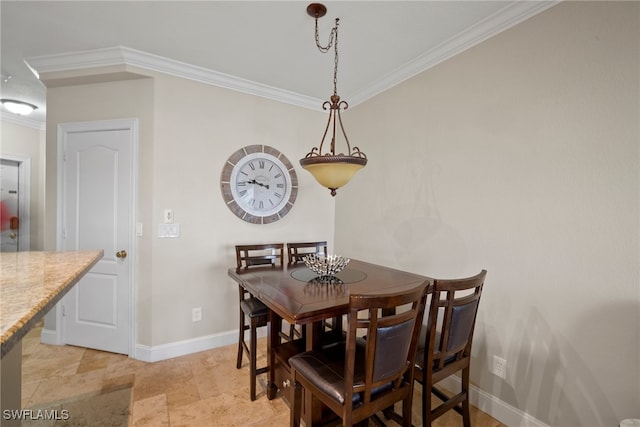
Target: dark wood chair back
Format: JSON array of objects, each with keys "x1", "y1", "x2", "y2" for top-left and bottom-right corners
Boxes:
[
  {"x1": 235, "y1": 243, "x2": 284, "y2": 273},
  {"x1": 290, "y1": 280, "x2": 430, "y2": 426},
  {"x1": 286, "y1": 241, "x2": 327, "y2": 266},
  {"x1": 415, "y1": 269, "x2": 486, "y2": 427}
]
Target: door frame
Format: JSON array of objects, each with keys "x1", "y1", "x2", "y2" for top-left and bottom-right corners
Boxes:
[
  {"x1": 0, "y1": 154, "x2": 31, "y2": 251},
  {"x1": 54, "y1": 118, "x2": 139, "y2": 356}
]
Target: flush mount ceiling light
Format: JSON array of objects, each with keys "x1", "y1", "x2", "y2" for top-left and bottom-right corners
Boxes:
[
  {"x1": 0, "y1": 99, "x2": 37, "y2": 116},
  {"x1": 300, "y1": 3, "x2": 367, "y2": 197}
]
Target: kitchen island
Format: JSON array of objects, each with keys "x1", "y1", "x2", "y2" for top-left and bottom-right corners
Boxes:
[{"x1": 0, "y1": 250, "x2": 103, "y2": 426}]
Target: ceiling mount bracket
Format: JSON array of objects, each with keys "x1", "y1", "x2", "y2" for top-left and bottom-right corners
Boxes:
[{"x1": 306, "y1": 3, "x2": 327, "y2": 18}]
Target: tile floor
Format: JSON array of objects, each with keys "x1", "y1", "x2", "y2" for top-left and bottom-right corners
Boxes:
[{"x1": 21, "y1": 325, "x2": 505, "y2": 426}]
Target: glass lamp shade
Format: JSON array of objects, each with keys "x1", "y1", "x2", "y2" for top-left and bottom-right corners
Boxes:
[
  {"x1": 300, "y1": 155, "x2": 367, "y2": 196},
  {"x1": 0, "y1": 99, "x2": 37, "y2": 115}
]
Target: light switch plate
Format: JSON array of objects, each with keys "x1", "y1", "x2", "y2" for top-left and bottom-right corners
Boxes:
[
  {"x1": 158, "y1": 223, "x2": 180, "y2": 238},
  {"x1": 163, "y1": 209, "x2": 174, "y2": 224}
]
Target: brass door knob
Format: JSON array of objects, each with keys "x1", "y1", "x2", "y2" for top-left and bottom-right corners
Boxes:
[{"x1": 116, "y1": 250, "x2": 127, "y2": 259}]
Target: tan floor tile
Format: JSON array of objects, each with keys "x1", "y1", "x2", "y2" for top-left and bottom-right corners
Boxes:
[
  {"x1": 21, "y1": 334, "x2": 44, "y2": 356},
  {"x1": 75, "y1": 358, "x2": 109, "y2": 374},
  {"x1": 102, "y1": 373, "x2": 135, "y2": 393},
  {"x1": 250, "y1": 396, "x2": 293, "y2": 426},
  {"x1": 245, "y1": 407, "x2": 291, "y2": 427},
  {"x1": 177, "y1": 345, "x2": 237, "y2": 367},
  {"x1": 103, "y1": 354, "x2": 148, "y2": 380},
  {"x1": 76, "y1": 348, "x2": 121, "y2": 374},
  {"x1": 21, "y1": 356, "x2": 80, "y2": 385},
  {"x1": 193, "y1": 358, "x2": 260, "y2": 401},
  {"x1": 25, "y1": 342, "x2": 86, "y2": 361},
  {"x1": 131, "y1": 394, "x2": 169, "y2": 427},
  {"x1": 20, "y1": 380, "x2": 39, "y2": 406},
  {"x1": 165, "y1": 378, "x2": 202, "y2": 409},
  {"x1": 26, "y1": 368, "x2": 106, "y2": 407},
  {"x1": 168, "y1": 391, "x2": 277, "y2": 427},
  {"x1": 133, "y1": 358, "x2": 193, "y2": 402}
]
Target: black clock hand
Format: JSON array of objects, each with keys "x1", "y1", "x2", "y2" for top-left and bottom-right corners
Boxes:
[{"x1": 247, "y1": 179, "x2": 270, "y2": 189}]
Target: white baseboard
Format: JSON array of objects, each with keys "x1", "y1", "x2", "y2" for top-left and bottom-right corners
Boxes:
[
  {"x1": 133, "y1": 328, "x2": 267, "y2": 363},
  {"x1": 439, "y1": 376, "x2": 549, "y2": 427},
  {"x1": 40, "y1": 328, "x2": 63, "y2": 345}
]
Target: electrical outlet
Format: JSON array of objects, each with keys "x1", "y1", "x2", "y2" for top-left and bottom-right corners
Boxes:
[
  {"x1": 493, "y1": 355, "x2": 507, "y2": 379},
  {"x1": 192, "y1": 307, "x2": 202, "y2": 322}
]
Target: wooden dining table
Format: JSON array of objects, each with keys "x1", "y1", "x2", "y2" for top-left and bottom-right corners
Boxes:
[{"x1": 228, "y1": 258, "x2": 432, "y2": 422}]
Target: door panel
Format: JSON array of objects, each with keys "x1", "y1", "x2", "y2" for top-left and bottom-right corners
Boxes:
[
  {"x1": 61, "y1": 123, "x2": 135, "y2": 355},
  {"x1": 76, "y1": 273, "x2": 117, "y2": 326}
]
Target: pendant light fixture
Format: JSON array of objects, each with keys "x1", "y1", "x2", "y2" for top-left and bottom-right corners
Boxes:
[{"x1": 300, "y1": 3, "x2": 367, "y2": 197}]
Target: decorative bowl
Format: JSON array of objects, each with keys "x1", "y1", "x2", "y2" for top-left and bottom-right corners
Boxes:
[{"x1": 303, "y1": 254, "x2": 350, "y2": 277}]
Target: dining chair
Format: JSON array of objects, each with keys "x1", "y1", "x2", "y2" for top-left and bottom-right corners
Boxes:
[
  {"x1": 286, "y1": 241, "x2": 328, "y2": 266},
  {"x1": 286, "y1": 241, "x2": 331, "y2": 338},
  {"x1": 289, "y1": 281, "x2": 429, "y2": 427},
  {"x1": 235, "y1": 243, "x2": 284, "y2": 401},
  {"x1": 414, "y1": 270, "x2": 486, "y2": 427}
]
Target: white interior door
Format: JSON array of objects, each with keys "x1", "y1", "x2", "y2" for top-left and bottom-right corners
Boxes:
[{"x1": 59, "y1": 120, "x2": 137, "y2": 355}]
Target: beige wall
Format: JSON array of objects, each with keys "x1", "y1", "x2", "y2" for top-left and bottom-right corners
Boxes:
[
  {"x1": 0, "y1": 120, "x2": 45, "y2": 250},
  {"x1": 43, "y1": 72, "x2": 335, "y2": 347},
  {"x1": 336, "y1": 2, "x2": 639, "y2": 425},
  {"x1": 148, "y1": 73, "x2": 334, "y2": 345}
]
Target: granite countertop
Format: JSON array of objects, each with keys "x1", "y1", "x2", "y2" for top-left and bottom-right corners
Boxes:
[{"x1": 0, "y1": 250, "x2": 103, "y2": 357}]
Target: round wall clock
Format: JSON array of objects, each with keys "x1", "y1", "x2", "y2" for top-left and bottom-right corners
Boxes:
[{"x1": 220, "y1": 145, "x2": 298, "y2": 224}]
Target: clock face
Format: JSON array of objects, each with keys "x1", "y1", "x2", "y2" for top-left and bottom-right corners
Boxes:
[
  {"x1": 230, "y1": 153, "x2": 291, "y2": 217},
  {"x1": 221, "y1": 145, "x2": 298, "y2": 224}
]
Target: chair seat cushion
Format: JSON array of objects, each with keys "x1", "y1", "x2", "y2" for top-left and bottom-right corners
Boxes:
[
  {"x1": 240, "y1": 297, "x2": 268, "y2": 318},
  {"x1": 289, "y1": 339, "x2": 391, "y2": 405}
]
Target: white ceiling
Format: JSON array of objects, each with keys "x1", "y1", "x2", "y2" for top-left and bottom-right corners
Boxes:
[{"x1": 0, "y1": 1, "x2": 557, "y2": 125}]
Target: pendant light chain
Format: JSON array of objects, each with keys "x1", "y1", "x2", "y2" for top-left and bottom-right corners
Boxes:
[{"x1": 314, "y1": 17, "x2": 340, "y2": 96}]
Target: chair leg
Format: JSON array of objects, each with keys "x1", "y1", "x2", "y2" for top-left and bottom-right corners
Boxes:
[
  {"x1": 237, "y1": 311, "x2": 245, "y2": 369},
  {"x1": 422, "y1": 379, "x2": 431, "y2": 427},
  {"x1": 461, "y1": 367, "x2": 471, "y2": 427},
  {"x1": 249, "y1": 318, "x2": 258, "y2": 401},
  {"x1": 402, "y1": 393, "x2": 412, "y2": 427},
  {"x1": 291, "y1": 379, "x2": 302, "y2": 427}
]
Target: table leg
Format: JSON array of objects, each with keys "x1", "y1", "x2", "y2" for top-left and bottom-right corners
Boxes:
[
  {"x1": 267, "y1": 309, "x2": 281, "y2": 400},
  {"x1": 1, "y1": 341, "x2": 21, "y2": 427},
  {"x1": 304, "y1": 321, "x2": 323, "y2": 351}
]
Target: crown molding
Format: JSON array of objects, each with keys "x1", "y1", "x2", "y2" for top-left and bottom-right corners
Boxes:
[
  {"x1": 0, "y1": 112, "x2": 45, "y2": 130},
  {"x1": 348, "y1": 1, "x2": 560, "y2": 106},
  {"x1": 24, "y1": 1, "x2": 558, "y2": 114},
  {"x1": 26, "y1": 46, "x2": 324, "y2": 112}
]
